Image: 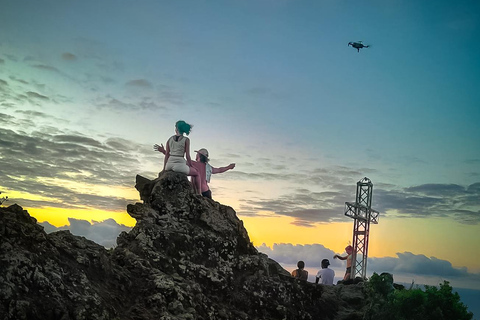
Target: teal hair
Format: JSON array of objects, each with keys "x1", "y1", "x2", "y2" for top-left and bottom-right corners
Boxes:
[{"x1": 176, "y1": 120, "x2": 193, "y2": 135}]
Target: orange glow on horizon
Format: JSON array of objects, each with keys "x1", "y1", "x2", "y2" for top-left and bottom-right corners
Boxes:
[
  {"x1": 240, "y1": 214, "x2": 480, "y2": 271},
  {"x1": 27, "y1": 206, "x2": 136, "y2": 227}
]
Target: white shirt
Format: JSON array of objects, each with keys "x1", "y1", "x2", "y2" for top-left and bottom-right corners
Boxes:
[{"x1": 316, "y1": 268, "x2": 335, "y2": 285}]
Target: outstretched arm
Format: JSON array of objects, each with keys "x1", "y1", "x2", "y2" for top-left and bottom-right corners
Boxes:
[
  {"x1": 212, "y1": 163, "x2": 235, "y2": 174},
  {"x1": 334, "y1": 254, "x2": 348, "y2": 261}
]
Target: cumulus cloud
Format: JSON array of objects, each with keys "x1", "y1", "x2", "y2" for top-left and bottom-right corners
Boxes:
[
  {"x1": 369, "y1": 252, "x2": 469, "y2": 278},
  {"x1": 258, "y1": 243, "x2": 480, "y2": 288},
  {"x1": 40, "y1": 218, "x2": 131, "y2": 248},
  {"x1": 257, "y1": 243, "x2": 339, "y2": 270}
]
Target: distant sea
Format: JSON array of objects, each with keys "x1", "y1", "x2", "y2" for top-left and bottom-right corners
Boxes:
[{"x1": 455, "y1": 288, "x2": 480, "y2": 320}]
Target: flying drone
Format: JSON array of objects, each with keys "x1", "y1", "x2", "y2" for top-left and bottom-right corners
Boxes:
[{"x1": 348, "y1": 41, "x2": 370, "y2": 53}]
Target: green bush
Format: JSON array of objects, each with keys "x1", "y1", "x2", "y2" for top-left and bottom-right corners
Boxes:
[{"x1": 364, "y1": 273, "x2": 473, "y2": 320}]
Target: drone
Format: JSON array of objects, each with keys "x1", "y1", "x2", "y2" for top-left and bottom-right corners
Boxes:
[{"x1": 348, "y1": 41, "x2": 370, "y2": 53}]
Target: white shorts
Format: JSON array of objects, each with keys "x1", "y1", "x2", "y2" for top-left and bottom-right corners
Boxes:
[{"x1": 165, "y1": 156, "x2": 190, "y2": 175}]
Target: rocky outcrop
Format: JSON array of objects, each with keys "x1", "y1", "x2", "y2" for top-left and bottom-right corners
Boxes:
[{"x1": 0, "y1": 171, "x2": 368, "y2": 320}]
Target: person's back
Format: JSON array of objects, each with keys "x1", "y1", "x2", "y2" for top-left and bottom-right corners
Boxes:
[
  {"x1": 316, "y1": 268, "x2": 334, "y2": 285},
  {"x1": 168, "y1": 135, "x2": 187, "y2": 157},
  {"x1": 292, "y1": 268, "x2": 308, "y2": 281},
  {"x1": 316, "y1": 259, "x2": 335, "y2": 285},
  {"x1": 292, "y1": 260, "x2": 308, "y2": 281}
]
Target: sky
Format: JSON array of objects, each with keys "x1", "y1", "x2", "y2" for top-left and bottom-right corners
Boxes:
[{"x1": 1, "y1": 0, "x2": 480, "y2": 309}]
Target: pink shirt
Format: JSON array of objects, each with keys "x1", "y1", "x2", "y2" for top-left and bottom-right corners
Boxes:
[
  {"x1": 191, "y1": 161, "x2": 209, "y2": 193},
  {"x1": 191, "y1": 161, "x2": 227, "y2": 193}
]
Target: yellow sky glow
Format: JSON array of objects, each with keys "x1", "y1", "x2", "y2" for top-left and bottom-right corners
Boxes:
[
  {"x1": 241, "y1": 214, "x2": 480, "y2": 272},
  {"x1": 28, "y1": 207, "x2": 135, "y2": 227}
]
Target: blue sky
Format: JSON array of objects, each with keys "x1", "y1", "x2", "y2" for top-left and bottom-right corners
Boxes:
[{"x1": 1, "y1": 1, "x2": 480, "y2": 312}]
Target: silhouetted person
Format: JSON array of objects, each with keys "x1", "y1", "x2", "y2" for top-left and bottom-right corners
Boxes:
[
  {"x1": 334, "y1": 245, "x2": 353, "y2": 280},
  {"x1": 291, "y1": 261, "x2": 308, "y2": 281},
  {"x1": 315, "y1": 259, "x2": 335, "y2": 285}
]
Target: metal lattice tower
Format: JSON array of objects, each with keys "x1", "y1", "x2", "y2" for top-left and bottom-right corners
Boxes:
[{"x1": 344, "y1": 177, "x2": 380, "y2": 279}]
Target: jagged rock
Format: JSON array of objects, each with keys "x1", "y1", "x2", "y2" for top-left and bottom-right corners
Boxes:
[{"x1": 0, "y1": 171, "x2": 369, "y2": 320}]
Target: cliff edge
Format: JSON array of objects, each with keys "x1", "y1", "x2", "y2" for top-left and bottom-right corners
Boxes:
[{"x1": 0, "y1": 171, "x2": 367, "y2": 320}]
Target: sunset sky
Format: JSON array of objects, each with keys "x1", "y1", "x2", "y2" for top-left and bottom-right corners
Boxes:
[{"x1": 1, "y1": 0, "x2": 479, "y2": 305}]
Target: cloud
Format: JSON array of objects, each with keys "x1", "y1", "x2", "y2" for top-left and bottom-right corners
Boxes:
[
  {"x1": 235, "y1": 169, "x2": 480, "y2": 225},
  {"x1": 0, "y1": 121, "x2": 156, "y2": 211},
  {"x1": 40, "y1": 218, "x2": 132, "y2": 248},
  {"x1": 369, "y1": 252, "x2": 470, "y2": 278},
  {"x1": 375, "y1": 184, "x2": 480, "y2": 223},
  {"x1": 125, "y1": 79, "x2": 153, "y2": 89},
  {"x1": 61, "y1": 52, "x2": 77, "y2": 61},
  {"x1": 26, "y1": 91, "x2": 49, "y2": 100},
  {"x1": 257, "y1": 243, "x2": 337, "y2": 269},
  {"x1": 31, "y1": 64, "x2": 60, "y2": 72},
  {"x1": 258, "y1": 243, "x2": 480, "y2": 288}
]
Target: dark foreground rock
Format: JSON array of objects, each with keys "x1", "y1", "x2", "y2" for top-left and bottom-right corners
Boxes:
[{"x1": 0, "y1": 171, "x2": 368, "y2": 320}]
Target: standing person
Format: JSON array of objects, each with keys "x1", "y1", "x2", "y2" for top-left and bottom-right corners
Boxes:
[
  {"x1": 315, "y1": 259, "x2": 335, "y2": 285},
  {"x1": 155, "y1": 120, "x2": 201, "y2": 194},
  {"x1": 334, "y1": 245, "x2": 353, "y2": 280},
  {"x1": 154, "y1": 145, "x2": 235, "y2": 199},
  {"x1": 291, "y1": 261, "x2": 308, "y2": 281}
]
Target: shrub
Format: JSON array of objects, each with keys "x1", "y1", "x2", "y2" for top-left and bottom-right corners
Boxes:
[{"x1": 364, "y1": 273, "x2": 473, "y2": 320}]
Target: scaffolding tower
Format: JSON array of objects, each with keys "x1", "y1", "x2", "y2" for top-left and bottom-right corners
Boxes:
[{"x1": 344, "y1": 177, "x2": 380, "y2": 279}]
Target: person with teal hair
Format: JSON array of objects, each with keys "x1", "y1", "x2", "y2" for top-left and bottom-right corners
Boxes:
[{"x1": 154, "y1": 120, "x2": 201, "y2": 193}]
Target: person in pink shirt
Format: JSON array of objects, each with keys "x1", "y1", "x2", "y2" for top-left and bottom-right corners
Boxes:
[{"x1": 154, "y1": 145, "x2": 235, "y2": 199}]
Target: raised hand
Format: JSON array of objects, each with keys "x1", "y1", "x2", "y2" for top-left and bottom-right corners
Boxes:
[{"x1": 154, "y1": 143, "x2": 166, "y2": 154}]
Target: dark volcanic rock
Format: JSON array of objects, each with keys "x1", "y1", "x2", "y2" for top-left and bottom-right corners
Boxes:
[{"x1": 0, "y1": 171, "x2": 367, "y2": 320}]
